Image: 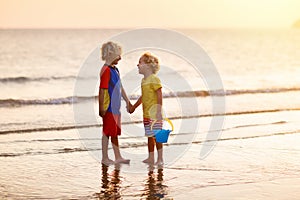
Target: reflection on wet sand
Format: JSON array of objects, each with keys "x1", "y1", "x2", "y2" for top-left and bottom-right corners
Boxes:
[
  {"x1": 141, "y1": 165, "x2": 169, "y2": 199},
  {"x1": 97, "y1": 164, "x2": 122, "y2": 199},
  {"x1": 96, "y1": 164, "x2": 170, "y2": 199}
]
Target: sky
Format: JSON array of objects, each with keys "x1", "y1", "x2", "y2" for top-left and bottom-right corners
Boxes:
[{"x1": 0, "y1": 0, "x2": 300, "y2": 29}]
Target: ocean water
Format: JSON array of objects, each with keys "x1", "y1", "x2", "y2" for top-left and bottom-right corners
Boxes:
[
  {"x1": 1, "y1": 29, "x2": 300, "y2": 199},
  {"x1": 0, "y1": 29, "x2": 299, "y2": 133}
]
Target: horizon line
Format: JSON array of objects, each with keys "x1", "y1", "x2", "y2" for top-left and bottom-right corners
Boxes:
[{"x1": 0, "y1": 26, "x2": 296, "y2": 30}]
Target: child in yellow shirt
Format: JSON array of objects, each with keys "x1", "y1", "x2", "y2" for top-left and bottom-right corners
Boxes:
[{"x1": 130, "y1": 52, "x2": 163, "y2": 165}]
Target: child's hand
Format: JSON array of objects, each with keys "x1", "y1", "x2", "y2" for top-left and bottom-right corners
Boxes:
[
  {"x1": 156, "y1": 112, "x2": 163, "y2": 121},
  {"x1": 127, "y1": 102, "x2": 135, "y2": 114},
  {"x1": 129, "y1": 105, "x2": 136, "y2": 114},
  {"x1": 99, "y1": 109, "x2": 106, "y2": 117}
]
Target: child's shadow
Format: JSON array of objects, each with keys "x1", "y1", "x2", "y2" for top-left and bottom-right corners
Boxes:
[
  {"x1": 97, "y1": 164, "x2": 122, "y2": 199},
  {"x1": 141, "y1": 165, "x2": 169, "y2": 199}
]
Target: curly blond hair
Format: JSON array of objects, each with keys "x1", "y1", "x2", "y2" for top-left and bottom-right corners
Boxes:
[
  {"x1": 101, "y1": 41, "x2": 122, "y2": 61},
  {"x1": 140, "y1": 52, "x2": 160, "y2": 74}
]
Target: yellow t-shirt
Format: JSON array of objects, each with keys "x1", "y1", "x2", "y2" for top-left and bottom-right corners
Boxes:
[{"x1": 141, "y1": 74, "x2": 162, "y2": 119}]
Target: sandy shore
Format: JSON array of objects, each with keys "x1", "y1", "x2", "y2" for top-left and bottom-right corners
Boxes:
[{"x1": 1, "y1": 111, "x2": 300, "y2": 199}]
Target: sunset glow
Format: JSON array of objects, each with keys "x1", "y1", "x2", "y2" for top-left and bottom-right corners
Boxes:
[{"x1": 0, "y1": 0, "x2": 299, "y2": 28}]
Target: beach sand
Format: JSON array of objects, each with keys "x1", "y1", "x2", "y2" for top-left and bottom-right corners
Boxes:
[{"x1": 1, "y1": 110, "x2": 300, "y2": 199}]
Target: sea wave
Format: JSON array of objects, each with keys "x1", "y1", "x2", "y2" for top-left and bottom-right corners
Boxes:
[
  {"x1": 0, "y1": 96, "x2": 95, "y2": 107},
  {"x1": 0, "y1": 97, "x2": 79, "y2": 107},
  {"x1": 0, "y1": 75, "x2": 94, "y2": 83},
  {"x1": 177, "y1": 87, "x2": 300, "y2": 97},
  {"x1": 0, "y1": 87, "x2": 299, "y2": 107},
  {"x1": 1, "y1": 108, "x2": 299, "y2": 135},
  {"x1": 1, "y1": 128, "x2": 299, "y2": 157}
]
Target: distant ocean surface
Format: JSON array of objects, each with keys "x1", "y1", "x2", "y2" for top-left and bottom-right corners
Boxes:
[{"x1": 0, "y1": 29, "x2": 299, "y2": 134}]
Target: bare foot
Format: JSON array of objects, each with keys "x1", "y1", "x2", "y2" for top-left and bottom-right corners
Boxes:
[
  {"x1": 115, "y1": 158, "x2": 130, "y2": 164},
  {"x1": 101, "y1": 158, "x2": 115, "y2": 166},
  {"x1": 142, "y1": 157, "x2": 154, "y2": 164},
  {"x1": 155, "y1": 160, "x2": 164, "y2": 166}
]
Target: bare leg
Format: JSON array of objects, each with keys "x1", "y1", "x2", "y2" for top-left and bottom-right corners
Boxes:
[
  {"x1": 111, "y1": 136, "x2": 130, "y2": 164},
  {"x1": 101, "y1": 134, "x2": 114, "y2": 165},
  {"x1": 155, "y1": 141, "x2": 164, "y2": 166},
  {"x1": 143, "y1": 137, "x2": 155, "y2": 164}
]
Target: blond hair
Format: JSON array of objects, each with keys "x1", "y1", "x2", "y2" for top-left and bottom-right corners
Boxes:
[
  {"x1": 141, "y1": 52, "x2": 160, "y2": 74},
  {"x1": 101, "y1": 41, "x2": 122, "y2": 61}
]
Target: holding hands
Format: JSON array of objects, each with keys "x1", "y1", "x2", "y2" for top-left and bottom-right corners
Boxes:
[
  {"x1": 127, "y1": 96, "x2": 141, "y2": 114},
  {"x1": 126, "y1": 101, "x2": 135, "y2": 114}
]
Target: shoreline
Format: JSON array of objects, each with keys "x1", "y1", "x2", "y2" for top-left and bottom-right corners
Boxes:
[{"x1": 1, "y1": 113, "x2": 300, "y2": 199}]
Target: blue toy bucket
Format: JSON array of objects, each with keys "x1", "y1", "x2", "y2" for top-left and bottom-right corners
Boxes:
[{"x1": 151, "y1": 118, "x2": 174, "y2": 143}]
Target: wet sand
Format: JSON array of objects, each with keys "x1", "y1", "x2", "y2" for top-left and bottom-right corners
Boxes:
[{"x1": 1, "y1": 111, "x2": 300, "y2": 199}]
